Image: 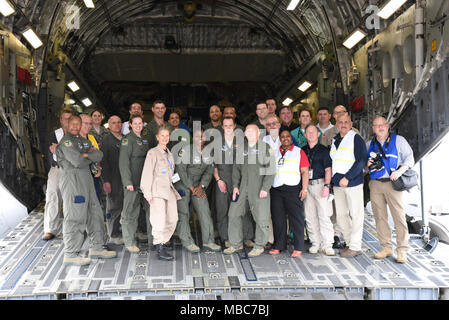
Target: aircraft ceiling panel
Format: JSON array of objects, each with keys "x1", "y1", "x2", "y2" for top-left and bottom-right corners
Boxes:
[{"x1": 88, "y1": 52, "x2": 285, "y2": 83}]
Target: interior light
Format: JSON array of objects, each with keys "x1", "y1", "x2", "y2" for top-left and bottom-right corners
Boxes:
[
  {"x1": 22, "y1": 28, "x2": 43, "y2": 49},
  {"x1": 298, "y1": 81, "x2": 312, "y2": 92},
  {"x1": 282, "y1": 98, "x2": 293, "y2": 106},
  {"x1": 287, "y1": 0, "x2": 300, "y2": 11},
  {"x1": 0, "y1": 0, "x2": 15, "y2": 16},
  {"x1": 377, "y1": 0, "x2": 408, "y2": 19},
  {"x1": 83, "y1": 0, "x2": 95, "y2": 8},
  {"x1": 342, "y1": 28, "x2": 367, "y2": 49},
  {"x1": 67, "y1": 81, "x2": 80, "y2": 92},
  {"x1": 82, "y1": 98, "x2": 92, "y2": 107}
]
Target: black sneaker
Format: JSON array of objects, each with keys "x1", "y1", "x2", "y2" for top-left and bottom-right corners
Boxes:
[{"x1": 333, "y1": 236, "x2": 346, "y2": 249}]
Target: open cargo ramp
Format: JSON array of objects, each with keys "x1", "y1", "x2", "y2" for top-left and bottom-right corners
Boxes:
[{"x1": 0, "y1": 204, "x2": 448, "y2": 300}]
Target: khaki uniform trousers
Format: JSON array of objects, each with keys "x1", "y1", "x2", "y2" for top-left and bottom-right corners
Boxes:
[
  {"x1": 150, "y1": 190, "x2": 179, "y2": 245},
  {"x1": 331, "y1": 202, "x2": 344, "y2": 238},
  {"x1": 369, "y1": 180, "x2": 409, "y2": 253},
  {"x1": 334, "y1": 184, "x2": 365, "y2": 251},
  {"x1": 304, "y1": 181, "x2": 334, "y2": 249},
  {"x1": 44, "y1": 166, "x2": 63, "y2": 235}
]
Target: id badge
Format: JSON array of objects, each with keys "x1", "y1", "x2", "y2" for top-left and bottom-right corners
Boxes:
[
  {"x1": 172, "y1": 173, "x2": 180, "y2": 183},
  {"x1": 309, "y1": 169, "x2": 313, "y2": 180}
]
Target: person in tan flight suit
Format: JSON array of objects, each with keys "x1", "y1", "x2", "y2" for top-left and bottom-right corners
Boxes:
[{"x1": 141, "y1": 125, "x2": 181, "y2": 261}]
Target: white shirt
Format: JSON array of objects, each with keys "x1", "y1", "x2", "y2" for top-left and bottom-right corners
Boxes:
[
  {"x1": 52, "y1": 128, "x2": 64, "y2": 162},
  {"x1": 225, "y1": 138, "x2": 234, "y2": 149},
  {"x1": 263, "y1": 135, "x2": 281, "y2": 155},
  {"x1": 317, "y1": 123, "x2": 334, "y2": 134}
]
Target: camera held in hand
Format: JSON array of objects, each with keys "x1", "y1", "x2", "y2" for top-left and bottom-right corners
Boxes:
[
  {"x1": 369, "y1": 151, "x2": 383, "y2": 171},
  {"x1": 90, "y1": 163, "x2": 99, "y2": 176}
]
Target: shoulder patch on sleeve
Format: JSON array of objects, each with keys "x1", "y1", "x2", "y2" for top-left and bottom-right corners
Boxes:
[
  {"x1": 147, "y1": 152, "x2": 152, "y2": 157},
  {"x1": 64, "y1": 140, "x2": 72, "y2": 147},
  {"x1": 122, "y1": 139, "x2": 128, "y2": 146}
]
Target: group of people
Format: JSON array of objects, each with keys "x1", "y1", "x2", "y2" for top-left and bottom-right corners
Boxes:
[{"x1": 42, "y1": 98, "x2": 414, "y2": 266}]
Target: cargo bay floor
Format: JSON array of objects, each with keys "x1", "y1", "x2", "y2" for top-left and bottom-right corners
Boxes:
[{"x1": 1, "y1": 203, "x2": 449, "y2": 300}]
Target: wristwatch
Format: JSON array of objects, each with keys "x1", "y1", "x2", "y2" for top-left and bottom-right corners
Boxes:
[{"x1": 324, "y1": 184, "x2": 331, "y2": 188}]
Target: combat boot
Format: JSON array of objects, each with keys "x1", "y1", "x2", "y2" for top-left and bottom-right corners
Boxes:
[
  {"x1": 374, "y1": 248, "x2": 393, "y2": 259},
  {"x1": 396, "y1": 251, "x2": 407, "y2": 264},
  {"x1": 203, "y1": 243, "x2": 221, "y2": 252},
  {"x1": 126, "y1": 246, "x2": 140, "y2": 253},
  {"x1": 89, "y1": 249, "x2": 117, "y2": 259},
  {"x1": 109, "y1": 237, "x2": 124, "y2": 245},
  {"x1": 248, "y1": 248, "x2": 264, "y2": 257},
  {"x1": 156, "y1": 244, "x2": 174, "y2": 261},
  {"x1": 223, "y1": 246, "x2": 243, "y2": 255},
  {"x1": 244, "y1": 240, "x2": 254, "y2": 247},
  {"x1": 185, "y1": 244, "x2": 200, "y2": 253},
  {"x1": 63, "y1": 256, "x2": 91, "y2": 266}
]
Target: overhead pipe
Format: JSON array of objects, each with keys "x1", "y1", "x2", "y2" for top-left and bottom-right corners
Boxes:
[
  {"x1": 415, "y1": 0, "x2": 430, "y2": 243},
  {"x1": 415, "y1": 0, "x2": 425, "y2": 84}
]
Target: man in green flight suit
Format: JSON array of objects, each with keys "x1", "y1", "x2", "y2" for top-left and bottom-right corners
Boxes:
[
  {"x1": 56, "y1": 115, "x2": 117, "y2": 266},
  {"x1": 224, "y1": 124, "x2": 276, "y2": 257},
  {"x1": 146, "y1": 100, "x2": 173, "y2": 146},
  {"x1": 174, "y1": 129, "x2": 221, "y2": 253}
]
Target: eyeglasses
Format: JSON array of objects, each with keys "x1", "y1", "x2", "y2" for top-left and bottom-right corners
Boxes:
[
  {"x1": 266, "y1": 122, "x2": 279, "y2": 126},
  {"x1": 82, "y1": 122, "x2": 92, "y2": 125}
]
